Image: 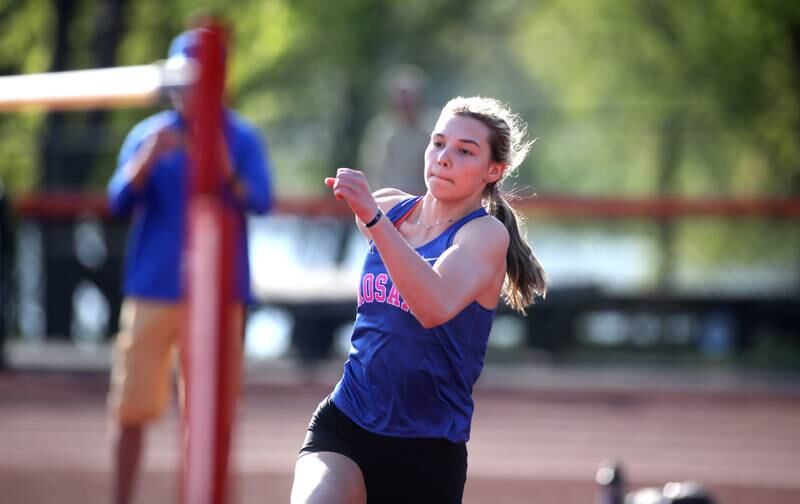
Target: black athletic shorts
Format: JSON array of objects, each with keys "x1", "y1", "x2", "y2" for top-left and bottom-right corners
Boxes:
[{"x1": 299, "y1": 395, "x2": 468, "y2": 504}]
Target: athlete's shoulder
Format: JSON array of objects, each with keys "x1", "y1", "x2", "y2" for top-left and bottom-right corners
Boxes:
[
  {"x1": 373, "y1": 187, "x2": 415, "y2": 212},
  {"x1": 457, "y1": 212, "x2": 510, "y2": 251}
]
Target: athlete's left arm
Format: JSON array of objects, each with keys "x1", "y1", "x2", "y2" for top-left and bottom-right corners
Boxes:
[
  {"x1": 392, "y1": 218, "x2": 508, "y2": 327},
  {"x1": 367, "y1": 211, "x2": 508, "y2": 328}
]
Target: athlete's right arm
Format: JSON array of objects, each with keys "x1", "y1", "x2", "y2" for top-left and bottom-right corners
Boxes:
[
  {"x1": 325, "y1": 168, "x2": 507, "y2": 327},
  {"x1": 352, "y1": 187, "x2": 408, "y2": 240}
]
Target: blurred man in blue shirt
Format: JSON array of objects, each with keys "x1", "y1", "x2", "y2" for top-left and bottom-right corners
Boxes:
[{"x1": 106, "y1": 29, "x2": 272, "y2": 504}]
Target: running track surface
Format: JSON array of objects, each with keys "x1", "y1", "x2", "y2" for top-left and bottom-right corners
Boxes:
[{"x1": 1, "y1": 369, "x2": 799, "y2": 504}]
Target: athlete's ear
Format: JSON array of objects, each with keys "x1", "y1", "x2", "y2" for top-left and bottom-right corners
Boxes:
[{"x1": 486, "y1": 162, "x2": 505, "y2": 184}]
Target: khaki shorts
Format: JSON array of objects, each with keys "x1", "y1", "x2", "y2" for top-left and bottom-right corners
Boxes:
[{"x1": 107, "y1": 298, "x2": 243, "y2": 425}]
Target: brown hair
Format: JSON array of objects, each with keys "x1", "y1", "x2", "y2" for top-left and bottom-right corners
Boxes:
[{"x1": 442, "y1": 96, "x2": 547, "y2": 313}]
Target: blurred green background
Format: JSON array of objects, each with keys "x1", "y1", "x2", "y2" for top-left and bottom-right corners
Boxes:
[
  {"x1": 2, "y1": 0, "x2": 798, "y2": 197},
  {"x1": 0, "y1": 0, "x2": 798, "y2": 369}
]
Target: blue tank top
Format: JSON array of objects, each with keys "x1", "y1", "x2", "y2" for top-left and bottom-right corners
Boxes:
[{"x1": 331, "y1": 196, "x2": 497, "y2": 443}]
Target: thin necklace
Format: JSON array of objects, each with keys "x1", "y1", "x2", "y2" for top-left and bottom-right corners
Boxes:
[{"x1": 412, "y1": 201, "x2": 454, "y2": 230}]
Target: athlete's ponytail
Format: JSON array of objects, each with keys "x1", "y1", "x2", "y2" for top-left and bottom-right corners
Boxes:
[{"x1": 442, "y1": 96, "x2": 547, "y2": 313}]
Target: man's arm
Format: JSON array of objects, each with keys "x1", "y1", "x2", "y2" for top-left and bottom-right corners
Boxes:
[
  {"x1": 107, "y1": 125, "x2": 182, "y2": 216},
  {"x1": 221, "y1": 126, "x2": 272, "y2": 214}
]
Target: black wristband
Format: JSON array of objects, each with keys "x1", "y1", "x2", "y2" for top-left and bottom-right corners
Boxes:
[{"x1": 364, "y1": 209, "x2": 383, "y2": 228}]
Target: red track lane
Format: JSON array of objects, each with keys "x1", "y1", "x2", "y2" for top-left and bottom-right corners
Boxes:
[{"x1": 1, "y1": 371, "x2": 799, "y2": 504}]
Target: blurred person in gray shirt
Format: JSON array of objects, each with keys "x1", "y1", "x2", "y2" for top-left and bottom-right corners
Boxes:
[{"x1": 358, "y1": 64, "x2": 438, "y2": 196}]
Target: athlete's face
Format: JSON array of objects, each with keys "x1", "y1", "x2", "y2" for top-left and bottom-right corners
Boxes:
[{"x1": 424, "y1": 113, "x2": 504, "y2": 201}]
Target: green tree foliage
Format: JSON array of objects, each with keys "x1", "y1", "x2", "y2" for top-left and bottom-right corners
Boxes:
[
  {"x1": 228, "y1": 0, "x2": 485, "y2": 194},
  {"x1": 0, "y1": 0, "x2": 798, "y2": 201},
  {"x1": 513, "y1": 0, "x2": 800, "y2": 197},
  {"x1": 0, "y1": 0, "x2": 54, "y2": 190},
  {"x1": 508, "y1": 0, "x2": 800, "y2": 278}
]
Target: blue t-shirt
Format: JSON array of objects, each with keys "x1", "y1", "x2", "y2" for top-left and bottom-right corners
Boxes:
[
  {"x1": 107, "y1": 109, "x2": 273, "y2": 302},
  {"x1": 332, "y1": 196, "x2": 496, "y2": 443}
]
